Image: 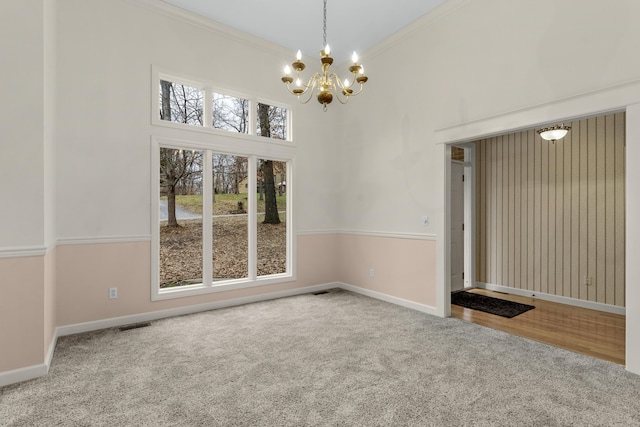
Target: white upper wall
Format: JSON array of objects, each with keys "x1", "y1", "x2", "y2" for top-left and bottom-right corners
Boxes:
[
  {"x1": 54, "y1": 0, "x2": 340, "y2": 240},
  {"x1": 0, "y1": 1, "x2": 48, "y2": 249},
  {"x1": 336, "y1": 0, "x2": 640, "y2": 235}
]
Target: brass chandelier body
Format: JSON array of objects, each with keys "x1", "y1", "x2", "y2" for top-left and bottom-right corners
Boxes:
[{"x1": 281, "y1": 0, "x2": 368, "y2": 111}]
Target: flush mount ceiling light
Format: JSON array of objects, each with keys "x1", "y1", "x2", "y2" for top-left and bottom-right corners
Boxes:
[
  {"x1": 537, "y1": 124, "x2": 571, "y2": 143},
  {"x1": 280, "y1": 0, "x2": 368, "y2": 112}
]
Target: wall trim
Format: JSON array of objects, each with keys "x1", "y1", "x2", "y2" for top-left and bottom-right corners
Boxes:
[
  {"x1": 434, "y1": 79, "x2": 640, "y2": 144},
  {"x1": 476, "y1": 282, "x2": 626, "y2": 316},
  {"x1": 338, "y1": 282, "x2": 439, "y2": 317},
  {"x1": 0, "y1": 245, "x2": 48, "y2": 259},
  {"x1": 57, "y1": 236, "x2": 152, "y2": 246},
  {"x1": 2, "y1": 282, "x2": 440, "y2": 387},
  {"x1": 337, "y1": 230, "x2": 438, "y2": 241},
  {"x1": 298, "y1": 230, "x2": 437, "y2": 240},
  {"x1": 0, "y1": 329, "x2": 59, "y2": 387},
  {"x1": 0, "y1": 363, "x2": 49, "y2": 388},
  {"x1": 57, "y1": 282, "x2": 337, "y2": 337}
]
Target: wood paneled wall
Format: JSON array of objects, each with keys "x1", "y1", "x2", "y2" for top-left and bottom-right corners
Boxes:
[{"x1": 475, "y1": 112, "x2": 625, "y2": 307}]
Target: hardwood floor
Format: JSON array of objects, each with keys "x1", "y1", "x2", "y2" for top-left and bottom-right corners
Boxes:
[{"x1": 450, "y1": 288, "x2": 626, "y2": 365}]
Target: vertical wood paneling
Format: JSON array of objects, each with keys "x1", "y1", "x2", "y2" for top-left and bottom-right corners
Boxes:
[
  {"x1": 540, "y1": 132, "x2": 549, "y2": 294},
  {"x1": 579, "y1": 118, "x2": 589, "y2": 302},
  {"x1": 563, "y1": 124, "x2": 572, "y2": 299},
  {"x1": 514, "y1": 132, "x2": 522, "y2": 289},
  {"x1": 502, "y1": 136, "x2": 509, "y2": 286},
  {"x1": 595, "y1": 116, "x2": 606, "y2": 303},
  {"x1": 548, "y1": 139, "x2": 557, "y2": 295},
  {"x1": 534, "y1": 130, "x2": 542, "y2": 293},
  {"x1": 475, "y1": 112, "x2": 625, "y2": 307},
  {"x1": 508, "y1": 134, "x2": 516, "y2": 287},
  {"x1": 570, "y1": 120, "x2": 580, "y2": 300},
  {"x1": 527, "y1": 130, "x2": 535, "y2": 290},
  {"x1": 605, "y1": 114, "x2": 616, "y2": 305},
  {"x1": 490, "y1": 138, "x2": 497, "y2": 283},
  {"x1": 614, "y1": 113, "x2": 625, "y2": 307},
  {"x1": 587, "y1": 117, "x2": 597, "y2": 302},
  {"x1": 556, "y1": 136, "x2": 564, "y2": 297}
]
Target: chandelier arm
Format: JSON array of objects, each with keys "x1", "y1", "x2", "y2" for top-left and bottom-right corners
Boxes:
[
  {"x1": 347, "y1": 83, "x2": 365, "y2": 96},
  {"x1": 297, "y1": 81, "x2": 318, "y2": 104},
  {"x1": 297, "y1": 72, "x2": 321, "y2": 90},
  {"x1": 330, "y1": 73, "x2": 347, "y2": 90},
  {"x1": 333, "y1": 89, "x2": 350, "y2": 104}
]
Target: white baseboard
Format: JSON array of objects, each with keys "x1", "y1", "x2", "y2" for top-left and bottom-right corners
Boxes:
[
  {"x1": 57, "y1": 282, "x2": 338, "y2": 337},
  {"x1": 1, "y1": 281, "x2": 438, "y2": 388},
  {"x1": 0, "y1": 363, "x2": 49, "y2": 388},
  {"x1": 0, "y1": 329, "x2": 59, "y2": 388},
  {"x1": 475, "y1": 282, "x2": 626, "y2": 315},
  {"x1": 337, "y1": 282, "x2": 439, "y2": 316}
]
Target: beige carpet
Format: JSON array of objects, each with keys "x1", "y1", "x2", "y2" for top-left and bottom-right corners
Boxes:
[{"x1": 1, "y1": 289, "x2": 640, "y2": 426}]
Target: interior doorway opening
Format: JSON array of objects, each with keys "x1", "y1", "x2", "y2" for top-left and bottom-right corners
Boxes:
[{"x1": 446, "y1": 112, "x2": 626, "y2": 364}]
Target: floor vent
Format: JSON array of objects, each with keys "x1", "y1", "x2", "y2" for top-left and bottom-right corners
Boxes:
[
  {"x1": 119, "y1": 322, "x2": 151, "y2": 332},
  {"x1": 313, "y1": 291, "x2": 330, "y2": 295}
]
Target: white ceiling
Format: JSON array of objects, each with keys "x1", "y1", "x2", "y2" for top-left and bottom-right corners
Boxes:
[{"x1": 161, "y1": 0, "x2": 447, "y2": 63}]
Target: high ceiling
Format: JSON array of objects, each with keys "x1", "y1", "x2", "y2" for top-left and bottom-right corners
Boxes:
[{"x1": 161, "y1": 0, "x2": 447, "y2": 63}]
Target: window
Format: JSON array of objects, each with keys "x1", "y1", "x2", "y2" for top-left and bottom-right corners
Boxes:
[
  {"x1": 152, "y1": 69, "x2": 291, "y2": 141},
  {"x1": 213, "y1": 93, "x2": 249, "y2": 133},
  {"x1": 256, "y1": 102, "x2": 287, "y2": 140},
  {"x1": 159, "y1": 80, "x2": 204, "y2": 126},
  {"x1": 152, "y1": 69, "x2": 294, "y2": 300}
]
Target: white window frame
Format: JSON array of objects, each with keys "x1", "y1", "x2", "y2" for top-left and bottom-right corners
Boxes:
[
  {"x1": 152, "y1": 136, "x2": 296, "y2": 301},
  {"x1": 151, "y1": 66, "x2": 294, "y2": 144},
  {"x1": 150, "y1": 67, "x2": 296, "y2": 301}
]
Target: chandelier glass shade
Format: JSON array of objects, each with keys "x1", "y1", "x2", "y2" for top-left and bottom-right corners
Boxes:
[
  {"x1": 281, "y1": 0, "x2": 368, "y2": 111},
  {"x1": 537, "y1": 124, "x2": 571, "y2": 142}
]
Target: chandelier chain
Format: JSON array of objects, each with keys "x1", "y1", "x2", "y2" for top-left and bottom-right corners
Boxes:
[{"x1": 323, "y1": 0, "x2": 327, "y2": 47}]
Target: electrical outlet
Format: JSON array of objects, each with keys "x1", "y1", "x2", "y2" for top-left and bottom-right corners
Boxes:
[
  {"x1": 369, "y1": 268, "x2": 375, "y2": 277},
  {"x1": 583, "y1": 275, "x2": 593, "y2": 286},
  {"x1": 109, "y1": 288, "x2": 118, "y2": 299}
]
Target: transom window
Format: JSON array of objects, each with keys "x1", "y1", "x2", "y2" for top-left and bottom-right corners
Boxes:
[{"x1": 154, "y1": 72, "x2": 291, "y2": 141}]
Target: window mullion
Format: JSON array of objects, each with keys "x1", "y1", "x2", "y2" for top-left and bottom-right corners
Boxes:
[
  {"x1": 248, "y1": 155, "x2": 257, "y2": 280},
  {"x1": 203, "y1": 87, "x2": 212, "y2": 128},
  {"x1": 203, "y1": 150, "x2": 213, "y2": 286}
]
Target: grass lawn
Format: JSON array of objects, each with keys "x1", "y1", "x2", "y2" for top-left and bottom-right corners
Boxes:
[{"x1": 162, "y1": 193, "x2": 286, "y2": 215}]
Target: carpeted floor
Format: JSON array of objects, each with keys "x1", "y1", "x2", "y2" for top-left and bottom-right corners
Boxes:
[{"x1": 1, "y1": 289, "x2": 640, "y2": 426}]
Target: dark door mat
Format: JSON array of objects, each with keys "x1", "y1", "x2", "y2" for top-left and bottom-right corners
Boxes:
[{"x1": 451, "y1": 291, "x2": 534, "y2": 318}]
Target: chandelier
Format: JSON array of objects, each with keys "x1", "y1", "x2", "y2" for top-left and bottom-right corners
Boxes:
[
  {"x1": 537, "y1": 124, "x2": 571, "y2": 143},
  {"x1": 280, "y1": 0, "x2": 368, "y2": 111}
]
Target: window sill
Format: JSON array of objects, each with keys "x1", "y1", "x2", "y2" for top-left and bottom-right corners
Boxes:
[{"x1": 151, "y1": 274, "x2": 296, "y2": 301}]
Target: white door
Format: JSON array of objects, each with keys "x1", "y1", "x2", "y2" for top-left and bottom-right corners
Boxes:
[{"x1": 450, "y1": 161, "x2": 465, "y2": 292}]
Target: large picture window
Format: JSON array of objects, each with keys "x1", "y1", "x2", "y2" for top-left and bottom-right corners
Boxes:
[{"x1": 152, "y1": 69, "x2": 294, "y2": 300}]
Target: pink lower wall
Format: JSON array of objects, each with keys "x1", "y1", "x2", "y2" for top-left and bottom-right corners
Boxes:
[
  {"x1": 44, "y1": 248, "x2": 56, "y2": 358},
  {"x1": 55, "y1": 234, "x2": 339, "y2": 326},
  {"x1": 0, "y1": 256, "x2": 45, "y2": 372},
  {"x1": 1, "y1": 232, "x2": 437, "y2": 376},
  {"x1": 337, "y1": 234, "x2": 437, "y2": 308}
]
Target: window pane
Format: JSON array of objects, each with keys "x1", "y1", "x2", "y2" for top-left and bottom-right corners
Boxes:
[
  {"x1": 256, "y1": 103, "x2": 287, "y2": 140},
  {"x1": 212, "y1": 154, "x2": 249, "y2": 280},
  {"x1": 159, "y1": 80, "x2": 203, "y2": 126},
  {"x1": 257, "y1": 159, "x2": 287, "y2": 276},
  {"x1": 159, "y1": 148, "x2": 203, "y2": 288},
  {"x1": 212, "y1": 93, "x2": 249, "y2": 133}
]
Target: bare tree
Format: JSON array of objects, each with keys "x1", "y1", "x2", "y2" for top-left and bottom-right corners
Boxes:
[
  {"x1": 160, "y1": 148, "x2": 202, "y2": 227},
  {"x1": 159, "y1": 81, "x2": 204, "y2": 226},
  {"x1": 257, "y1": 103, "x2": 281, "y2": 224}
]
